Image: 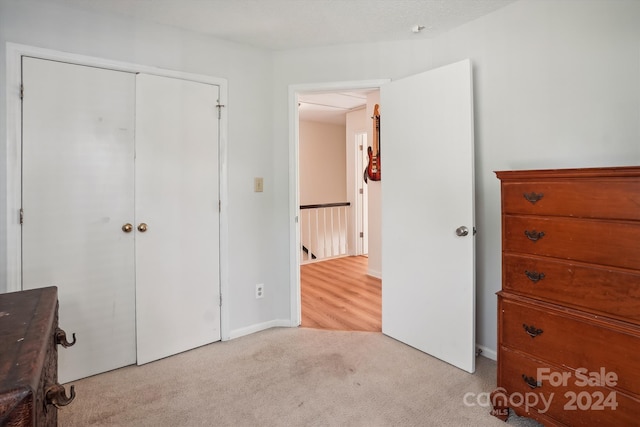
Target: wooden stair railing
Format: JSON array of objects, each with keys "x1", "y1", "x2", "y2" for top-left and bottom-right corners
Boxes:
[{"x1": 300, "y1": 202, "x2": 350, "y2": 263}]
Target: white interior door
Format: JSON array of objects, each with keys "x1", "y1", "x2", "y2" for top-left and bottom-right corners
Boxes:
[
  {"x1": 358, "y1": 132, "x2": 369, "y2": 255},
  {"x1": 381, "y1": 59, "x2": 476, "y2": 373},
  {"x1": 135, "y1": 73, "x2": 221, "y2": 365},
  {"x1": 21, "y1": 57, "x2": 137, "y2": 383}
]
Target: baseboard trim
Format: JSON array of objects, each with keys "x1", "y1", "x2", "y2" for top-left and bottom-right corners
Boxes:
[
  {"x1": 367, "y1": 269, "x2": 381, "y2": 279},
  {"x1": 228, "y1": 319, "x2": 292, "y2": 340},
  {"x1": 477, "y1": 344, "x2": 497, "y2": 361}
]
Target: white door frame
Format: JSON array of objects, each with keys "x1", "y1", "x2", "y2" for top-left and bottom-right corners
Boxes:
[
  {"x1": 354, "y1": 130, "x2": 368, "y2": 256},
  {"x1": 288, "y1": 79, "x2": 389, "y2": 326},
  {"x1": 5, "y1": 43, "x2": 231, "y2": 340}
]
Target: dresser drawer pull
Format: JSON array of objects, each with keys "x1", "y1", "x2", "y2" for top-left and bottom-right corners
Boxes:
[
  {"x1": 523, "y1": 192, "x2": 544, "y2": 204},
  {"x1": 524, "y1": 230, "x2": 545, "y2": 241},
  {"x1": 524, "y1": 270, "x2": 545, "y2": 283},
  {"x1": 45, "y1": 384, "x2": 76, "y2": 408},
  {"x1": 522, "y1": 323, "x2": 544, "y2": 337},
  {"x1": 522, "y1": 374, "x2": 541, "y2": 389},
  {"x1": 55, "y1": 327, "x2": 76, "y2": 348}
]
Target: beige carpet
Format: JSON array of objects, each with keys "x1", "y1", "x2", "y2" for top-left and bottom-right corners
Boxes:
[{"x1": 59, "y1": 328, "x2": 541, "y2": 426}]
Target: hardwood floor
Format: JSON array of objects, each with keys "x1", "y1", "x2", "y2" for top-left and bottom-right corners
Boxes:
[{"x1": 301, "y1": 256, "x2": 381, "y2": 332}]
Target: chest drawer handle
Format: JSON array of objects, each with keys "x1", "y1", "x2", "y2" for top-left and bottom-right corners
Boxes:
[
  {"x1": 524, "y1": 230, "x2": 545, "y2": 241},
  {"x1": 524, "y1": 270, "x2": 545, "y2": 283},
  {"x1": 45, "y1": 384, "x2": 76, "y2": 408},
  {"x1": 523, "y1": 323, "x2": 544, "y2": 337},
  {"x1": 55, "y1": 327, "x2": 76, "y2": 348},
  {"x1": 522, "y1": 374, "x2": 541, "y2": 389},
  {"x1": 523, "y1": 192, "x2": 544, "y2": 204}
]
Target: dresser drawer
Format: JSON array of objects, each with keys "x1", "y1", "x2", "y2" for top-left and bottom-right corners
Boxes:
[
  {"x1": 499, "y1": 296, "x2": 640, "y2": 398},
  {"x1": 501, "y1": 178, "x2": 640, "y2": 220},
  {"x1": 503, "y1": 253, "x2": 640, "y2": 324},
  {"x1": 503, "y1": 215, "x2": 640, "y2": 270},
  {"x1": 498, "y1": 347, "x2": 640, "y2": 427}
]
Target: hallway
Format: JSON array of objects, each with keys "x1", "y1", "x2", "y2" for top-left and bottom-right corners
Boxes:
[{"x1": 300, "y1": 256, "x2": 381, "y2": 332}]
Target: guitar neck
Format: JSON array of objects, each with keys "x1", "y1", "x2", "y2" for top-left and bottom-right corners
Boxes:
[
  {"x1": 372, "y1": 104, "x2": 380, "y2": 154},
  {"x1": 374, "y1": 115, "x2": 380, "y2": 153}
]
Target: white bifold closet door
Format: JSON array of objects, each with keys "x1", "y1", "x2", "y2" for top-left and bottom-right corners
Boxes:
[
  {"x1": 21, "y1": 57, "x2": 221, "y2": 382},
  {"x1": 134, "y1": 74, "x2": 221, "y2": 365},
  {"x1": 22, "y1": 57, "x2": 137, "y2": 383}
]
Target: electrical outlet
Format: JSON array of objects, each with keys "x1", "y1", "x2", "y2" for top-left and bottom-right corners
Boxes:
[{"x1": 255, "y1": 284, "x2": 264, "y2": 299}]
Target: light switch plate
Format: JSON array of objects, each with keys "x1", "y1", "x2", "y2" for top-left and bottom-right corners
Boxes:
[{"x1": 254, "y1": 177, "x2": 264, "y2": 192}]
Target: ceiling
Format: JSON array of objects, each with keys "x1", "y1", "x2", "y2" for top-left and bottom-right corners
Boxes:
[
  {"x1": 42, "y1": 0, "x2": 517, "y2": 123},
  {"x1": 298, "y1": 90, "x2": 374, "y2": 125},
  {"x1": 44, "y1": 0, "x2": 516, "y2": 51}
]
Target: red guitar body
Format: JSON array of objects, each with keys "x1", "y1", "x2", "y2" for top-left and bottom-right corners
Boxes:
[
  {"x1": 366, "y1": 104, "x2": 381, "y2": 182},
  {"x1": 366, "y1": 147, "x2": 381, "y2": 181}
]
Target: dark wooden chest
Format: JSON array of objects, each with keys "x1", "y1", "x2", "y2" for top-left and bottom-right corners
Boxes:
[{"x1": 0, "y1": 287, "x2": 75, "y2": 426}]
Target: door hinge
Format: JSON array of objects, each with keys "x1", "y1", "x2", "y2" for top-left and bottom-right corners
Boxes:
[
  {"x1": 216, "y1": 102, "x2": 226, "y2": 119},
  {"x1": 219, "y1": 200, "x2": 221, "y2": 212},
  {"x1": 359, "y1": 144, "x2": 363, "y2": 151},
  {"x1": 20, "y1": 84, "x2": 24, "y2": 100},
  {"x1": 359, "y1": 188, "x2": 363, "y2": 194},
  {"x1": 219, "y1": 294, "x2": 222, "y2": 307},
  {"x1": 360, "y1": 232, "x2": 364, "y2": 238},
  {"x1": 295, "y1": 215, "x2": 299, "y2": 223},
  {"x1": 19, "y1": 208, "x2": 24, "y2": 225}
]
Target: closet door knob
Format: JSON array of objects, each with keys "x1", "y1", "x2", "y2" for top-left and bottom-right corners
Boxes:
[
  {"x1": 138, "y1": 223, "x2": 148, "y2": 232},
  {"x1": 122, "y1": 223, "x2": 133, "y2": 233},
  {"x1": 456, "y1": 226, "x2": 469, "y2": 237}
]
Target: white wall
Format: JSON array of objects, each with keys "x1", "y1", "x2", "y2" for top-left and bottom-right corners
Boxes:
[
  {"x1": 3, "y1": 0, "x2": 640, "y2": 356},
  {"x1": 0, "y1": 0, "x2": 288, "y2": 336},
  {"x1": 299, "y1": 120, "x2": 347, "y2": 205},
  {"x1": 273, "y1": 0, "x2": 640, "y2": 354}
]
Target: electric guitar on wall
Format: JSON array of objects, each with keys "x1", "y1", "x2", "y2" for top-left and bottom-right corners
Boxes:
[{"x1": 365, "y1": 104, "x2": 381, "y2": 182}]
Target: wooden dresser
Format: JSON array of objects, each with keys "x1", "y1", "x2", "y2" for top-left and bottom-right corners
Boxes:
[
  {"x1": 0, "y1": 287, "x2": 76, "y2": 426},
  {"x1": 493, "y1": 167, "x2": 640, "y2": 426}
]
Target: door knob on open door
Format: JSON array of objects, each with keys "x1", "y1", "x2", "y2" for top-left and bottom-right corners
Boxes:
[
  {"x1": 456, "y1": 226, "x2": 469, "y2": 237},
  {"x1": 122, "y1": 223, "x2": 133, "y2": 233},
  {"x1": 138, "y1": 223, "x2": 148, "y2": 232}
]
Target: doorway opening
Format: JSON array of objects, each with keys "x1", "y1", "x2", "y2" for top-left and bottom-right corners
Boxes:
[
  {"x1": 291, "y1": 82, "x2": 387, "y2": 332},
  {"x1": 290, "y1": 61, "x2": 476, "y2": 373}
]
